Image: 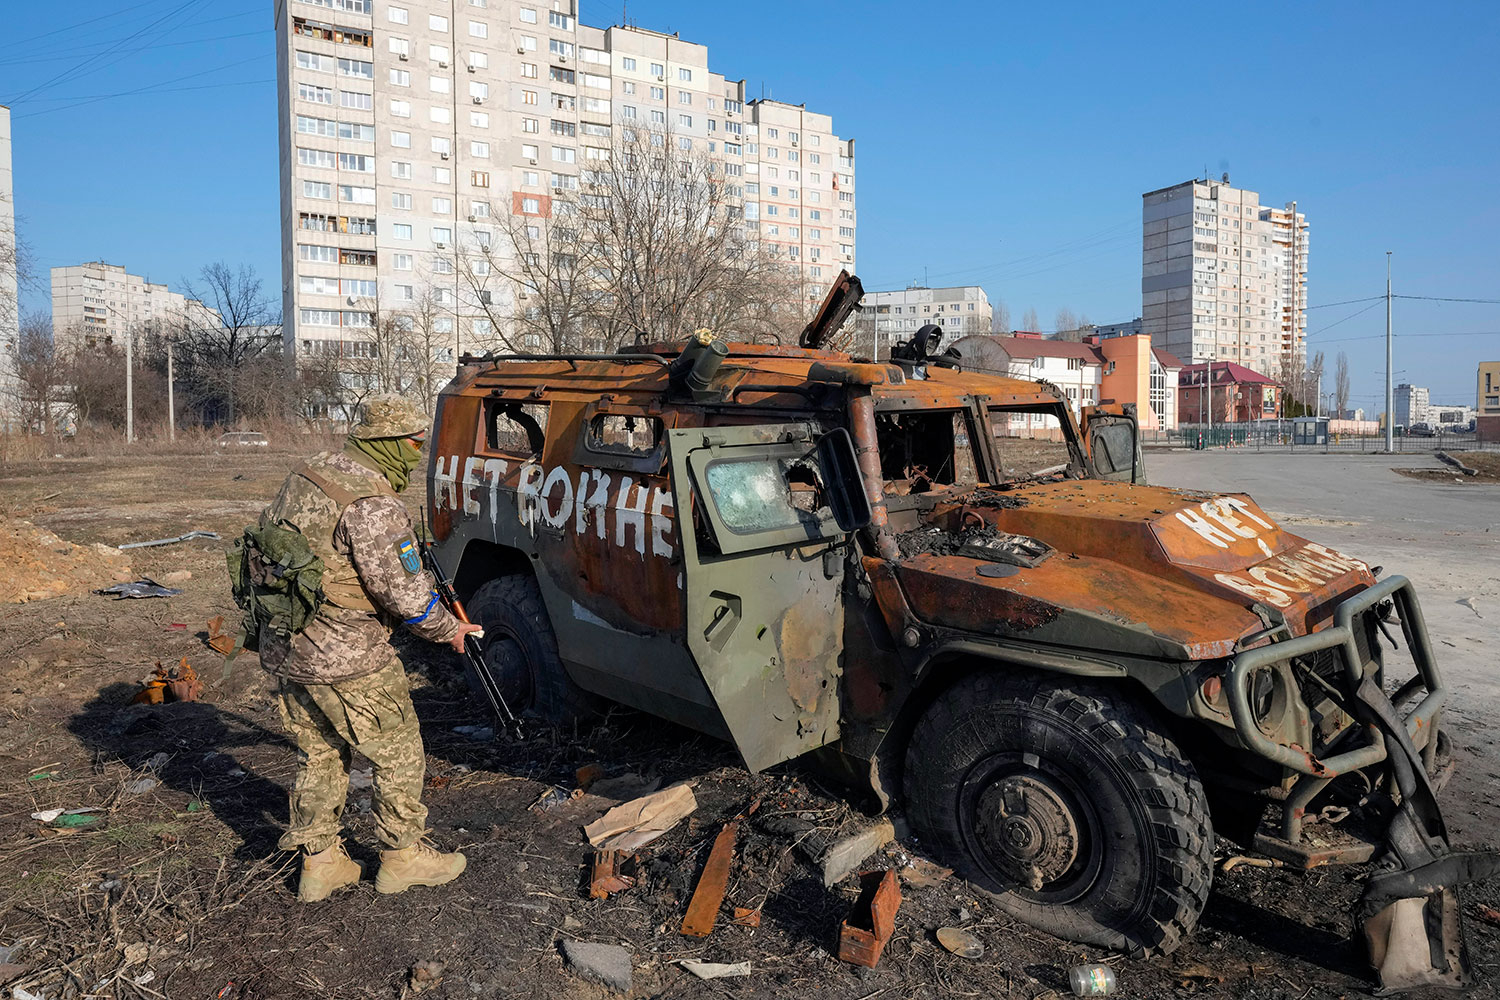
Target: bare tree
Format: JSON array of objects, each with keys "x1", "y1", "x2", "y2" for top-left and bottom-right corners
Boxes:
[
  {"x1": 12, "y1": 313, "x2": 67, "y2": 433},
  {"x1": 990, "y1": 299, "x2": 1010, "y2": 335},
  {"x1": 1334, "y1": 351, "x2": 1351, "y2": 417},
  {"x1": 1021, "y1": 306, "x2": 1040, "y2": 332},
  {"x1": 1054, "y1": 308, "x2": 1079, "y2": 339},
  {"x1": 179, "y1": 262, "x2": 281, "y2": 423},
  {"x1": 1308, "y1": 349, "x2": 1325, "y2": 414}
]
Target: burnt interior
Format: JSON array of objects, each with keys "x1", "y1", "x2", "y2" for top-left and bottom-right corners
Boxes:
[{"x1": 875, "y1": 411, "x2": 979, "y2": 496}]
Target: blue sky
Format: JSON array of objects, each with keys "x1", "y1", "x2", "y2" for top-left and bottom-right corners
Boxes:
[{"x1": 3, "y1": 0, "x2": 1497, "y2": 412}]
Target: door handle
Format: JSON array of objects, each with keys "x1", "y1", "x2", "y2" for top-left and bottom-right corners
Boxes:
[{"x1": 704, "y1": 591, "x2": 742, "y2": 651}]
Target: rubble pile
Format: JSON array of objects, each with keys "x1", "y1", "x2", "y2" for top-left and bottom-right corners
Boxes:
[{"x1": 0, "y1": 517, "x2": 133, "y2": 603}]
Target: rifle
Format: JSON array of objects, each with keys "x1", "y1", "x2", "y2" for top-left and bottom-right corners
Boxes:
[{"x1": 419, "y1": 509, "x2": 523, "y2": 738}]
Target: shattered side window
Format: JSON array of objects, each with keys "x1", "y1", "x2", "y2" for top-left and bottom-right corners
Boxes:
[
  {"x1": 485, "y1": 400, "x2": 549, "y2": 455},
  {"x1": 587, "y1": 414, "x2": 663, "y2": 457},
  {"x1": 875, "y1": 410, "x2": 980, "y2": 495},
  {"x1": 703, "y1": 456, "x2": 829, "y2": 535},
  {"x1": 989, "y1": 407, "x2": 1073, "y2": 481}
]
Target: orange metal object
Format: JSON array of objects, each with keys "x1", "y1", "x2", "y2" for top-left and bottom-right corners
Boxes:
[
  {"x1": 838, "y1": 869, "x2": 901, "y2": 967},
  {"x1": 588, "y1": 850, "x2": 636, "y2": 899},
  {"x1": 680, "y1": 820, "x2": 739, "y2": 937},
  {"x1": 731, "y1": 907, "x2": 761, "y2": 928}
]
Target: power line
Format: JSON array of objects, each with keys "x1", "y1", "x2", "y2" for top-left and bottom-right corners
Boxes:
[
  {"x1": 1305, "y1": 300, "x2": 1382, "y2": 337},
  {"x1": 1304, "y1": 295, "x2": 1384, "y2": 310},
  {"x1": 0, "y1": 0, "x2": 176, "y2": 51},
  {"x1": 12, "y1": 76, "x2": 272, "y2": 120},
  {"x1": 0, "y1": 20, "x2": 262, "y2": 70},
  {"x1": 1394, "y1": 294, "x2": 1500, "y2": 305}
]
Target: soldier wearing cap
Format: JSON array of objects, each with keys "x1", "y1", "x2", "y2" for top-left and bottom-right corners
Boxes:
[{"x1": 256, "y1": 395, "x2": 482, "y2": 902}]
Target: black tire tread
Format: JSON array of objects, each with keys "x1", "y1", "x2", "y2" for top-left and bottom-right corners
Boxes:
[
  {"x1": 903, "y1": 671, "x2": 1213, "y2": 955},
  {"x1": 467, "y1": 574, "x2": 599, "y2": 726}
]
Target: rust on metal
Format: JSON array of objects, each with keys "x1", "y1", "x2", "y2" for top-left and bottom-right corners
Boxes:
[
  {"x1": 588, "y1": 850, "x2": 637, "y2": 899},
  {"x1": 838, "y1": 869, "x2": 901, "y2": 967},
  {"x1": 730, "y1": 907, "x2": 761, "y2": 928},
  {"x1": 680, "y1": 820, "x2": 739, "y2": 937}
]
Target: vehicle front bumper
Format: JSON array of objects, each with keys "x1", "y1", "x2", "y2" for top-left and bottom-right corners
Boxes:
[{"x1": 1223, "y1": 575, "x2": 1447, "y2": 858}]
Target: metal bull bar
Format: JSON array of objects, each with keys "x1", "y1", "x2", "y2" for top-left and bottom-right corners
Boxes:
[{"x1": 1224, "y1": 575, "x2": 1446, "y2": 847}]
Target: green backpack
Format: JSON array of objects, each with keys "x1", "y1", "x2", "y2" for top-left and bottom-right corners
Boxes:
[{"x1": 225, "y1": 521, "x2": 326, "y2": 657}]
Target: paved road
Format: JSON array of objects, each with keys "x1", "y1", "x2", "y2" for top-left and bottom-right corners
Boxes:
[{"x1": 1151, "y1": 449, "x2": 1500, "y2": 843}]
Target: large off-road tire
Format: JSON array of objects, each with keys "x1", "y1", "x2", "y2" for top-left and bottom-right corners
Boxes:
[
  {"x1": 904, "y1": 671, "x2": 1213, "y2": 955},
  {"x1": 465, "y1": 575, "x2": 599, "y2": 726}
]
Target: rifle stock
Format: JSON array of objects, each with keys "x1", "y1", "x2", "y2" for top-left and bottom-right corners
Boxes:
[{"x1": 419, "y1": 509, "x2": 522, "y2": 738}]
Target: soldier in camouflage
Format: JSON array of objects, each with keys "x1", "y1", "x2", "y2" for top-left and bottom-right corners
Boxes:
[{"x1": 256, "y1": 395, "x2": 482, "y2": 902}]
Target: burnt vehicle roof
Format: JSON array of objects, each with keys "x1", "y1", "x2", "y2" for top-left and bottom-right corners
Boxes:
[{"x1": 451, "y1": 341, "x2": 1062, "y2": 408}]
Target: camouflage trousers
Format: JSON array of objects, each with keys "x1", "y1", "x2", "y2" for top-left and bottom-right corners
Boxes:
[{"x1": 276, "y1": 659, "x2": 428, "y2": 854}]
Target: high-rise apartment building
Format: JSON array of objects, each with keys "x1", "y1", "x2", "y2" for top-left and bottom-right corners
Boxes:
[
  {"x1": 1, "y1": 104, "x2": 18, "y2": 426},
  {"x1": 274, "y1": 0, "x2": 855, "y2": 374},
  {"x1": 1393, "y1": 382, "x2": 1430, "y2": 429},
  {"x1": 1141, "y1": 177, "x2": 1308, "y2": 380},
  {"x1": 853, "y1": 285, "x2": 991, "y2": 359},
  {"x1": 51, "y1": 262, "x2": 222, "y2": 348}
]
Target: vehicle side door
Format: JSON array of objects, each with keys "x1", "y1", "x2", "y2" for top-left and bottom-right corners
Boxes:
[{"x1": 667, "y1": 422, "x2": 870, "y2": 771}]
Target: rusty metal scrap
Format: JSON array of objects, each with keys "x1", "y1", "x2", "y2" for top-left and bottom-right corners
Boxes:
[
  {"x1": 588, "y1": 850, "x2": 637, "y2": 899},
  {"x1": 680, "y1": 820, "x2": 738, "y2": 937},
  {"x1": 838, "y1": 869, "x2": 901, "y2": 967}
]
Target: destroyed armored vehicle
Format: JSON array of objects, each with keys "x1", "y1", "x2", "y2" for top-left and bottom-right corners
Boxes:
[{"x1": 425, "y1": 274, "x2": 1454, "y2": 959}]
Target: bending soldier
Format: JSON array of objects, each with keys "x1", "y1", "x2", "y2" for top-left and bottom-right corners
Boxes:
[{"x1": 253, "y1": 395, "x2": 482, "y2": 902}]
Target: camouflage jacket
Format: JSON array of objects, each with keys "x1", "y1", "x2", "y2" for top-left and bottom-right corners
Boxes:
[{"x1": 258, "y1": 451, "x2": 462, "y2": 685}]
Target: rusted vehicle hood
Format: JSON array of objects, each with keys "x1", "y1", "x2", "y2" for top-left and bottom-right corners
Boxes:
[{"x1": 895, "y1": 480, "x2": 1376, "y2": 661}]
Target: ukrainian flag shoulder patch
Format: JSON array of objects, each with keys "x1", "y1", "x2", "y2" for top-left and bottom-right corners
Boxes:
[{"x1": 397, "y1": 537, "x2": 421, "y2": 574}]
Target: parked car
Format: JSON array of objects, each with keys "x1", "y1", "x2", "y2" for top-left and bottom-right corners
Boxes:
[
  {"x1": 1408, "y1": 423, "x2": 1435, "y2": 437},
  {"x1": 216, "y1": 431, "x2": 269, "y2": 447}
]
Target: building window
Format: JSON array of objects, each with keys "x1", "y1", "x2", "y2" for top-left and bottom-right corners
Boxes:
[
  {"x1": 392, "y1": 223, "x2": 413, "y2": 240},
  {"x1": 522, "y1": 89, "x2": 537, "y2": 105},
  {"x1": 468, "y1": 19, "x2": 487, "y2": 37},
  {"x1": 390, "y1": 159, "x2": 412, "y2": 178},
  {"x1": 391, "y1": 192, "x2": 412, "y2": 210},
  {"x1": 519, "y1": 7, "x2": 536, "y2": 22},
  {"x1": 548, "y1": 10, "x2": 573, "y2": 28},
  {"x1": 650, "y1": 62, "x2": 664, "y2": 77},
  {"x1": 522, "y1": 197, "x2": 540, "y2": 213},
  {"x1": 298, "y1": 82, "x2": 333, "y2": 104},
  {"x1": 472, "y1": 170, "x2": 490, "y2": 188},
  {"x1": 621, "y1": 56, "x2": 636, "y2": 70},
  {"x1": 302, "y1": 180, "x2": 332, "y2": 199},
  {"x1": 392, "y1": 253, "x2": 413, "y2": 270},
  {"x1": 429, "y1": 13, "x2": 448, "y2": 30},
  {"x1": 389, "y1": 99, "x2": 410, "y2": 117}
]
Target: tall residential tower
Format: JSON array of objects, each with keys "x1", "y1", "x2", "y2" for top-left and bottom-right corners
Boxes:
[
  {"x1": 1141, "y1": 177, "x2": 1307, "y2": 380},
  {"x1": 274, "y1": 0, "x2": 855, "y2": 375}
]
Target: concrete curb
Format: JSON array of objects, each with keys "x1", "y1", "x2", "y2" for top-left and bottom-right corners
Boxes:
[{"x1": 1436, "y1": 451, "x2": 1479, "y2": 476}]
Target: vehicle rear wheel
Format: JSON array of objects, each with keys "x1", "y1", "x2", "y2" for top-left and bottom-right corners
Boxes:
[
  {"x1": 465, "y1": 574, "x2": 599, "y2": 726},
  {"x1": 903, "y1": 671, "x2": 1213, "y2": 955}
]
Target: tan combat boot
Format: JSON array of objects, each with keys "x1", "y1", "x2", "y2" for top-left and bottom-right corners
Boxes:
[
  {"x1": 375, "y1": 838, "x2": 467, "y2": 895},
  {"x1": 297, "y1": 841, "x2": 364, "y2": 903}
]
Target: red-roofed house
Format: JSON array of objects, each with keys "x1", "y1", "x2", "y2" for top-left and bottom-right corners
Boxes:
[
  {"x1": 952, "y1": 334, "x2": 1183, "y2": 430},
  {"x1": 1178, "y1": 362, "x2": 1279, "y2": 424}
]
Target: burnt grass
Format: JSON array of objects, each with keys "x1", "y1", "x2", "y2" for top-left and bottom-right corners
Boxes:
[{"x1": 0, "y1": 452, "x2": 1497, "y2": 999}]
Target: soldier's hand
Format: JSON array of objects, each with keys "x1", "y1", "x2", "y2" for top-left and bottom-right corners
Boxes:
[{"x1": 449, "y1": 622, "x2": 484, "y2": 654}]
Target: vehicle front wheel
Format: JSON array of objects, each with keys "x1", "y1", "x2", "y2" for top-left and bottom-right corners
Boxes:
[
  {"x1": 464, "y1": 574, "x2": 599, "y2": 727},
  {"x1": 904, "y1": 672, "x2": 1213, "y2": 954}
]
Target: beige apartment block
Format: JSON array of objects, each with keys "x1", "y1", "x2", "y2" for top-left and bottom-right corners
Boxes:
[
  {"x1": 1141, "y1": 177, "x2": 1308, "y2": 379},
  {"x1": 51, "y1": 262, "x2": 222, "y2": 350},
  {"x1": 274, "y1": 0, "x2": 856, "y2": 379},
  {"x1": 1, "y1": 104, "x2": 18, "y2": 426},
  {"x1": 853, "y1": 285, "x2": 992, "y2": 360}
]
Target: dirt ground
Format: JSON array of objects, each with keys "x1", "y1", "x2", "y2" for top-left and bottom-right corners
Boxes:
[{"x1": 0, "y1": 447, "x2": 1497, "y2": 1000}]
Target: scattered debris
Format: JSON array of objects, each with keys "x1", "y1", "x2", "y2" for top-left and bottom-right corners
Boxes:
[
  {"x1": 1477, "y1": 904, "x2": 1500, "y2": 927},
  {"x1": 206, "y1": 615, "x2": 237, "y2": 656},
  {"x1": 731, "y1": 907, "x2": 762, "y2": 928},
  {"x1": 681, "y1": 821, "x2": 739, "y2": 937},
  {"x1": 26, "y1": 772, "x2": 56, "y2": 782},
  {"x1": 838, "y1": 869, "x2": 901, "y2": 968},
  {"x1": 408, "y1": 960, "x2": 445, "y2": 994},
  {"x1": 452, "y1": 725, "x2": 494, "y2": 742},
  {"x1": 125, "y1": 778, "x2": 158, "y2": 796},
  {"x1": 1069, "y1": 964, "x2": 1118, "y2": 996},
  {"x1": 900, "y1": 856, "x2": 953, "y2": 888},
  {"x1": 1458, "y1": 597, "x2": 1483, "y2": 618},
  {"x1": 13, "y1": 986, "x2": 47, "y2": 1000},
  {"x1": 94, "y1": 578, "x2": 182, "y2": 600},
  {"x1": 117, "y1": 529, "x2": 221, "y2": 550},
  {"x1": 677, "y1": 959, "x2": 750, "y2": 980},
  {"x1": 821, "y1": 818, "x2": 895, "y2": 887},
  {"x1": 0, "y1": 942, "x2": 26, "y2": 984},
  {"x1": 559, "y1": 940, "x2": 631, "y2": 993},
  {"x1": 1220, "y1": 855, "x2": 1283, "y2": 873},
  {"x1": 575, "y1": 763, "x2": 605, "y2": 791},
  {"x1": 583, "y1": 783, "x2": 697, "y2": 852},
  {"x1": 530, "y1": 785, "x2": 579, "y2": 812},
  {"x1": 145, "y1": 752, "x2": 170, "y2": 771},
  {"x1": 936, "y1": 926, "x2": 984, "y2": 958},
  {"x1": 588, "y1": 850, "x2": 637, "y2": 899},
  {"x1": 31, "y1": 807, "x2": 102, "y2": 824},
  {"x1": 347, "y1": 768, "x2": 373, "y2": 791},
  {"x1": 120, "y1": 943, "x2": 148, "y2": 968},
  {"x1": 159, "y1": 570, "x2": 193, "y2": 585},
  {"x1": 131, "y1": 658, "x2": 202, "y2": 705},
  {"x1": 587, "y1": 771, "x2": 662, "y2": 801}
]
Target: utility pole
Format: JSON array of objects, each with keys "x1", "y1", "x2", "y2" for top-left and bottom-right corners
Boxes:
[
  {"x1": 1206, "y1": 363, "x2": 1213, "y2": 440},
  {"x1": 124, "y1": 322, "x2": 135, "y2": 444},
  {"x1": 166, "y1": 337, "x2": 176, "y2": 442},
  {"x1": 1385, "y1": 252, "x2": 1394, "y2": 452}
]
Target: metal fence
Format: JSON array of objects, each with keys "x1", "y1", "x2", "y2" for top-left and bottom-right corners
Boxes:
[{"x1": 1144, "y1": 423, "x2": 1500, "y2": 454}]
